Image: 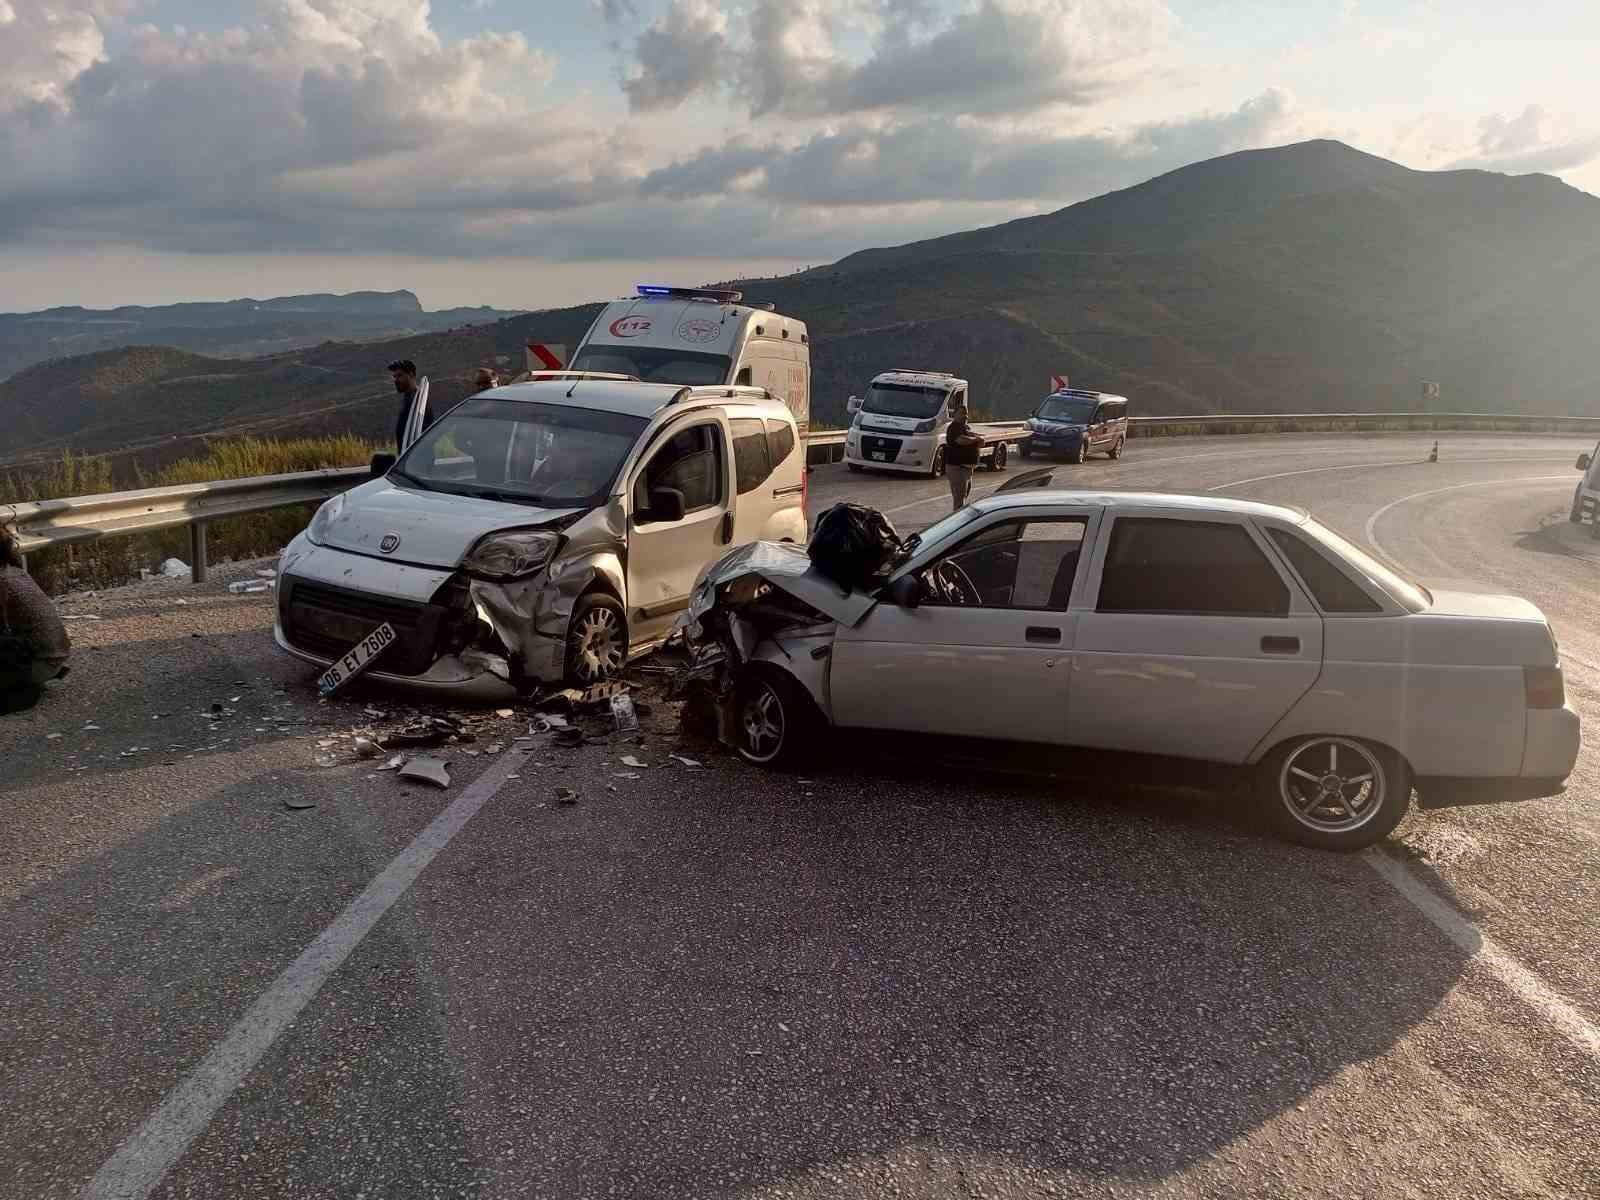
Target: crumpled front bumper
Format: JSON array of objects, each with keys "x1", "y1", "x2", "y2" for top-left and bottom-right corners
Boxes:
[{"x1": 272, "y1": 624, "x2": 518, "y2": 702}]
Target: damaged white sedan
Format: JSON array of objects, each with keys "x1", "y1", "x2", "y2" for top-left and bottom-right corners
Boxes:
[
  {"x1": 681, "y1": 485, "x2": 1581, "y2": 851},
  {"x1": 275, "y1": 378, "x2": 807, "y2": 701}
]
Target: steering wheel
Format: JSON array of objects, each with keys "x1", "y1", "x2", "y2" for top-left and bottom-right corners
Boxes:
[{"x1": 933, "y1": 560, "x2": 981, "y2": 606}]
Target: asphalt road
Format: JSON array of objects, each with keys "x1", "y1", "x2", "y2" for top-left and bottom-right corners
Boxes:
[{"x1": 3, "y1": 432, "x2": 1598, "y2": 1200}]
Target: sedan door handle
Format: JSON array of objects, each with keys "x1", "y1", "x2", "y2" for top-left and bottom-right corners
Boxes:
[
  {"x1": 1261, "y1": 635, "x2": 1301, "y2": 655},
  {"x1": 1026, "y1": 626, "x2": 1062, "y2": 643}
]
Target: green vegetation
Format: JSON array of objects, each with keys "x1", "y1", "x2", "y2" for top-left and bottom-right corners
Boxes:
[{"x1": 3, "y1": 435, "x2": 382, "y2": 594}]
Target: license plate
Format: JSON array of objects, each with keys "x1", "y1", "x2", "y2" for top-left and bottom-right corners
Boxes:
[
  {"x1": 870, "y1": 452, "x2": 887, "y2": 461},
  {"x1": 318, "y1": 622, "x2": 397, "y2": 696}
]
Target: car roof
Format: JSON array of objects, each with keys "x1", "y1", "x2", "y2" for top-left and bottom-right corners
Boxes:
[
  {"x1": 477, "y1": 379, "x2": 689, "y2": 419},
  {"x1": 473, "y1": 379, "x2": 792, "y2": 422},
  {"x1": 875, "y1": 371, "x2": 965, "y2": 386},
  {"x1": 976, "y1": 489, "x2": 1308, "y2": 522}
]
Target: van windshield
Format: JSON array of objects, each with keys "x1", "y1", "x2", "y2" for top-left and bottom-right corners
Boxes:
[
  {"x1": 862, "y1": 383, "x2": 947, "y2": 418},
  {"x1": 570, "y1": 345, "x2": 731, "y2": 385},
  {"x1": 1036, "y1": 396, "x2": 1099, "y2": 423},
  {"x1": 394, "y1": 398, "x2": 646, "y2": 508}
]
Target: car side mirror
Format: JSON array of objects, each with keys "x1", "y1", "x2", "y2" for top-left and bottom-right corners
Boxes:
[
  {"x1": 1578, "y1": 453, "x2": 1591, "y2": 471},
  {"x1": 646, "y1": 487, "x2": 686, "y2": 524},
  {"x1": 846, "y1": 396, "x2": 863, "y2": 415},
  {"x1": 888, "y1": 574, "x2": 921, "y2": 609},
  {"x1": 370, "y1": 452, "x2": 397, "y2": 478}
]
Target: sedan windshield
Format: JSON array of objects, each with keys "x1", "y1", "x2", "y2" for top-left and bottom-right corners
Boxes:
[
  {"x1": 569, "y1": 345, "x2": 731, "y2": 385},
  {"x1": 396, "y1": 398, "x2": 646, "y2": 508},
  {"x1": 1036, "y1": 396, "x2": 1098, "y2": 423},
  {"x1": 1303, "y1": 519, "x2": 1431, "y2": 610},
  {"x1": 862, "y1": 383, "x2": 947, "y2": 419}
]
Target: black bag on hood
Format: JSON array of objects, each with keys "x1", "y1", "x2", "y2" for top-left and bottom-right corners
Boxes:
[{"x1": 806, "y1": 503, "x2": 901, "y2": 592}]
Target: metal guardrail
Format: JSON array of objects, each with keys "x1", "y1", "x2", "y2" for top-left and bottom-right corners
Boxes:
[{"x1": 5, "y1": 412, "x2": 1594, "y2": 582}]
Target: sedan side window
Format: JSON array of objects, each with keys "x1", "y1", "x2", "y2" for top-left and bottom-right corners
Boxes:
[
  {"x1": 1098, "y1": 518, "x2": 1290, "y2": 616},
  {"x1": 920, "y1": 519, "x2": 1086, "y2": 610},
  {"x1": 1267, "y1": 528, "x2": 1381, "y2": 613},
  {"x1": 635, "y1": 424, "x2": 725, "y2": 519}
]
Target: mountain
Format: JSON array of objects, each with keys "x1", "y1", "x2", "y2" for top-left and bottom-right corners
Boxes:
[
  {"x1": 0, "y1": 290, "x2": 523, "y2": 382},
  {"x1": 4, "y1": 139, "x2": 1599, "y2": 471}
]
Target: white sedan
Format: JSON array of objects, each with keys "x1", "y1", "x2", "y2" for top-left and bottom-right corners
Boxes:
[{"x1": 683, "y1": 483, "x2": 1581, "y2": 850}]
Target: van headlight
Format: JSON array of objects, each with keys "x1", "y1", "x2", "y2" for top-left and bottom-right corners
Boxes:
[
  {"x1": 462, "y1": 529, "x2": 561, "y2": 579},
  {"x1": 305, "y1": 495, "x2": 344, "y2": 546},
  {"x1": 914, "y1": 418, "x2": 937, "y2": 434}
]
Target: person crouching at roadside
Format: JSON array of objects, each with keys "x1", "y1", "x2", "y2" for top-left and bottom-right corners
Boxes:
[{"x1": 0, "y1": 530, "x2": 71, "y2": 714}]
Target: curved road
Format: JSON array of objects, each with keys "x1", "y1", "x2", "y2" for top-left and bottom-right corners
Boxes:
[{"x1": 3, "y1": 432, "x2": 1597, "y2": 1199}]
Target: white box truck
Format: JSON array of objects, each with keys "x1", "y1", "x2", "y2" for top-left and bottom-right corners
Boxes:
[
  {"x1": 567, "y1": 285, "x2": 811, "y2": 434},
  {"x1": 843, "y1": 370, "x2": 1018, "y2": 477}
]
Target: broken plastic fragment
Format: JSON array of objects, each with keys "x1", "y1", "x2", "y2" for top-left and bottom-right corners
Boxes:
[
  {"x1": 555, "y1": 785, "x2": 578, "y2": 805},
  {"x1": 227, "y1": 580, "x2": 272, "y2": 594},
  {"x1": 314, "y1": 753, "x2": 338, "y2": 768},
  {"x1": 495, "y1": 708, "x2": 514, "y2": 719},
  {"x1": 283, "y1": 797, "x2": 316, "y2": 811},
  {"x1": 398, "y1": 756, "x2": 451, "y2": 788},
  {"x1": 610, "y1": 693, "x2": 639, "y2": 733},
  {"x1": 353, "y1": 737, "x2": 380, "y2": 759},
  {"x1": 668, "y1": 754, "x2": 703, "y2": 768},
  {"x1": 620, "y1": 754, "x2": 647, "y2": 768},
  {"x1": 377, "y1": 753, "x2": 406, "y2": 771},
  {"x1": 614, "y1": 771, "x2": 641, "y2": 780}
]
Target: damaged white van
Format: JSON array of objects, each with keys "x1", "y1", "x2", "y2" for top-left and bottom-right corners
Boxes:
[{"x1": 275, "y1": 378, "x2": 807, "y2": 700}]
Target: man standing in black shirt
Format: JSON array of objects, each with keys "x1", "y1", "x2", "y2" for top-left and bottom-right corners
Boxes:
[
  {"x1": 389, "y1": 359, "x2": 421, "y2": 450},
  {"x1": 945, "y1": 398, "x2": 982, "y2": 512}
]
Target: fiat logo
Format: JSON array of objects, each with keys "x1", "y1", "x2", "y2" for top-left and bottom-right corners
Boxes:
[
  {"x1": 379, "y1": 534, "x2": 401, "y2": 554},
  {"x1": 608, "y1": 316, "x2": 652, "y2": 338}
]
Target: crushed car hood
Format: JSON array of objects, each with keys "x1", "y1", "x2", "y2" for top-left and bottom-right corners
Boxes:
[
  {"x1": 319, "y1": 479, "x2": 581, "y2": 568},
  {"x1": 686, "y1": 541, "x2": 880, "y2": 628}
]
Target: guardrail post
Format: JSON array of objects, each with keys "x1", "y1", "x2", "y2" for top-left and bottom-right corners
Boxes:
[{"x1": 190, "y1": 521, "x2": 208, "y2": 585}]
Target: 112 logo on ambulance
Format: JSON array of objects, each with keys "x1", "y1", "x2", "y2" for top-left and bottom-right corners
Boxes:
[{"x1": 609, "y1": 316, "x2": 653, "y2": 338}]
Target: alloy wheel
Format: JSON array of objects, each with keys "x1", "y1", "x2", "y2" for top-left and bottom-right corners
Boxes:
[
  {"x1": 570, "y1": 605, "x2": 624, "y2": 682},
  {"x1": 740, "y1": 681, "x2": 786, "y2": 763},
  {"x1": 1278, "y1": 737, "x2": 1386, "y2": 834}
]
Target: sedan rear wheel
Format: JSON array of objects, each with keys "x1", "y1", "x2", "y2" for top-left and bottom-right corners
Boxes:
[{"x1": 1257, "y1": 736, "x2": 1410, "y2": 850}]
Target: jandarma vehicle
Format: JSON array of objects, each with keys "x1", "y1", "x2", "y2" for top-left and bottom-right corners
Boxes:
[
  {"x1": 1019, "y1": 389, "x2": 1129, "y2": 463},
  {"x1": 681, "y1": 480, "x2": 1580, "y2": 851},
  {"x1": 275, "y1": 378, "x2": 807, "y2": 700}
]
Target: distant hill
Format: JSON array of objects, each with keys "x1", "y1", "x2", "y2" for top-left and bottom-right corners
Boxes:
[
  {"x1": 0, "y1": 290, "x2": 523, "y2": 382},
  {"x1": 4, "y1": 139, "x2": 1599, "y2": 471}
]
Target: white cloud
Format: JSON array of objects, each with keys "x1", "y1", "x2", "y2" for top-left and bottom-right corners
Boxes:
[
  {"x1": 621, "y1": 0, "x2": 1176, "y2": 117},
  {"x1": 0, "y1": 0, "x2": 115, "y2": 115},
  {"x1": 1447, "y1": 105, "x2": 1600, "y2": 174}
]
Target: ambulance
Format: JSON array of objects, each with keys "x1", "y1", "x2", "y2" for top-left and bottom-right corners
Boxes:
[{"x1": 567, "y1": 285, "x2": 812, "y2": 434}]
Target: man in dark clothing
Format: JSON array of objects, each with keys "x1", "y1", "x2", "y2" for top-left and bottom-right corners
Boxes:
[
  {"x1": 945, "y1": 399, "x2": 982, "y2": 512},
  {"x1": 0, "y1": 529, "x2": 70, "y2": 713},
  {"x1": 389, "y1": 359, "x2": 421, "y2": 451}
]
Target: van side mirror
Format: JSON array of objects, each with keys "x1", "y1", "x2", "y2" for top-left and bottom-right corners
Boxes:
[
  {"x1": 1578, "y1": 453, "x2": 1591, "y2": 471},
  {"x1": 370, "y1": 452, "x2": 397, "y2": 478},
  {"x1": 888, "y1": 574, "x2": 921, "y2": 609},
  {"x1": 646, "y1": 487, "x2": 686, "y2": 524},
  {"x1": 846, "y1": 396, "x2": 863, "y2": 415}
]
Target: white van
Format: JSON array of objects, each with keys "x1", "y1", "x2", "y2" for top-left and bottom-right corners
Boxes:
[
  {"x1": 275, "y1": 379, "x2": 808, "y2": 701},
  {"x1": 1571, "y1": 442, "x2": 1600, "y2": 534},
  {"x1": 568, "y1": 286, "x2": 811, "y2": 434},
  {"x1": 844, "y1": 370, "x2": 971, "y2": 477}
]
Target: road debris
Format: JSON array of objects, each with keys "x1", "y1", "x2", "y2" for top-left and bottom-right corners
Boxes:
[
  {"x1": 282, "y1": 797, "x2": 316, "y2": 811},
  {"x1": 382, "y1": 716, "x2": 472, "y2": 749},
  {"x1": 160, "y1": 558, "x2": 191, "y2": 579},
  {"x1": 495, "y1": 708, "x2": 515, "y2": 718},
  {"x1": 610, "y1": 693, "x2": 639, "y2": 732},
  {"x1": 614, "y1": 771, "x2": 641, "y2": 780},
  {"x1": 377, "y1": 753, "x2": 406, "y2": 771},
  {"x1": 227, "y1": 580, "x2": 273, "y2": 594},
  {"x1": 486, "y1": 742, "x2": 504, "y2": 754},
  {"x1": 45, "y1": 732, "x2": 63, "y2": 740},
  {"x1": 555, "y1": 785, "x2": 578, "y2": 805},
  {"x1": 60, "y1": 614, "x2": 101, "y2": 621},
  {"x1": 398, "y1": 756, "x2": 451, "y2": 788},
  {"x1": 668, "y1": 754, "x2": 703, "y2": 768},
  {"x1": 314, "y1": 753, "x2": 338, "y2": 768},
  {"x1": 352, "y1": 736, "x2": 380, "y2": 759},
  {"x1": 620, "y1": 754, "x2": 648, "y2": 769},
  {"x1": 552, "y1": 726, "x2": 585, "y2": 748},
  {"x1": 534, "y1": 713, "x2": 572, "y2": 733}
]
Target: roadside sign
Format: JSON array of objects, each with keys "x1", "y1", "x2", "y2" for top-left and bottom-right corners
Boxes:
[
  {"x1": 1421, "y1": 380, "x2": 1441, "y2": 401},
  {"x1": 527, "y1": 342, "x2": 567, "y2": 371},
  {"x1": 1050, "y1": 374, "x2": 1069, "y2": 392}
]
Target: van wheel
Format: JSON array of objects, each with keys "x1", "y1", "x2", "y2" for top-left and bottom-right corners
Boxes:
[
  {"x1": 1570, "y1": 492, "x2": 1583, "y2": 523},
  {"x1": 1108, "y1": 437, "x2": 1125, "y2": 460},
  {"x1": 735, "y1": 670, "x2": 816, "y2": 768},
  {"x1": 1255, "y1": 736, "x2": 1410, "y2": 851},
  {"x1": 930, "y1": 446, "x2": 946, "y2": 478},
  {"x1": 564, "y1": 594, "x2": 627, "y2": 685},
  {"x1": 990, "y1": 443, "x2": 1009, "y2": 471}
]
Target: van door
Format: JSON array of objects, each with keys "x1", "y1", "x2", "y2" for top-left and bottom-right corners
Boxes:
[
  {"x1": 728, "y1": 414, "x2": 782, "y2": 545},
  {"x1": 400, "y1": 377, "x2": 431, "y2": 450},
  {"x1": 625, "y1": 417, "x2": 734, "y2": 645}
]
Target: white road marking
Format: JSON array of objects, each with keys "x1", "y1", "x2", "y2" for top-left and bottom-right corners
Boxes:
[
  {"x1": 1363, "y1": 849, "x2": 1600, "y2": 1060},
  {"x1": 1362, "y1": 475, "x2": 1573, "y2": 559},
  {"x1": 1207, "y1": 456, "x2": 1572, "y2": 491},
  {"x1": 82, "y1": 749, "x2": 529, "y2": 1200}
]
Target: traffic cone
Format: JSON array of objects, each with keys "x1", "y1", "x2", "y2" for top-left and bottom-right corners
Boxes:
[{"x1": 1427, "y1": 441, "x2": 1438, "y2": 463}]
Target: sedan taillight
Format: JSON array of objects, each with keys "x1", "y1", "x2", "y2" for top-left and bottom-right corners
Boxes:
[{"x1": 1525, "y1": 666, "x2": 1565, "y2": 709}]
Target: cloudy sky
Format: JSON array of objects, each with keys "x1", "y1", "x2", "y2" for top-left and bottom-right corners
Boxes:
[{"x1": 3, "y1": 0, "x2": 1598, "y2": 312}]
